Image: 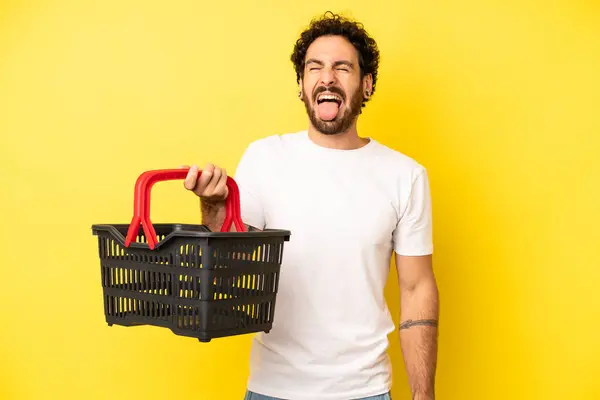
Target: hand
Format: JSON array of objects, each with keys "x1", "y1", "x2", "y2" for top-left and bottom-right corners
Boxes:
[{"x1": 180, "y1": 163, "x2": 229, "y2": 204}]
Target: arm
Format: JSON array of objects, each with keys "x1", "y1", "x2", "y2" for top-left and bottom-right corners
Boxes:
[
  {"x1": 199, "y1": 141, "x2": 265, "y2": 232},
  {"x1": 200, "y1": 199, "x2": 261, "y2": 232},
  {"x1": 391, "y1": 167, "x2": 437, "y2": 399},
  {"x1": 396, "y1": 253, "x2": 439, "y2": 400},
  {"x1": 200, "y1": 199, "x2": 227, "y2": 232},
  {"x1": 184, "y1": 141, "x2": 265, "y2": 232}
]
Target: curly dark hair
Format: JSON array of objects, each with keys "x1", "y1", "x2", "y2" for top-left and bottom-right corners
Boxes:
[{"x1": 290, "y1": 11, "x2": 380, "y2": 108}]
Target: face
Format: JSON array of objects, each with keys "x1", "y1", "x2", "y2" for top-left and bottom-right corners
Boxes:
[{"x1": 300, "y1": 35, "x2": 371, "y2": 135}]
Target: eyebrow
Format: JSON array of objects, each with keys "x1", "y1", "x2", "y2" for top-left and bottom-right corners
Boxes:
[{"x1": 305, "y1": 58, "x2": 354, "y2": 68}]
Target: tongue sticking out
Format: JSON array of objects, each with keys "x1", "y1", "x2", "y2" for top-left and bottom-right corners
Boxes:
[{"x1": 317, "y1": 101, "x2": 340, "y2": 121}]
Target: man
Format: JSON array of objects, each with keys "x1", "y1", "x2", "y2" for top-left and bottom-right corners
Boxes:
[{"x1": 183, "y1": 12, "x2": 439, "y2": 400}]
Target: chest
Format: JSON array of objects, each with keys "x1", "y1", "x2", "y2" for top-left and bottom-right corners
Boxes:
[{"x1": 261, "y1": 158, "x2": 399, "y2": 247}]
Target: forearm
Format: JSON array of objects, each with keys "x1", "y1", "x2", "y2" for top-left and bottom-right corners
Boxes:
[
  {"x1": 200, "y1": 199, "x2": 227, "y2": 231},
  {"x1": 200, "y1": 200, "x2": 260, "y2": 232},
  {"x1": 399, "y1": 280, "x2": 439, "y2": 399}
]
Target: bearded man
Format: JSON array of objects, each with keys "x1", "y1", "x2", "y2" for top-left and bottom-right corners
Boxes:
[{"x1": 183, "y1": 11, "x2": 439, "y2": 400}]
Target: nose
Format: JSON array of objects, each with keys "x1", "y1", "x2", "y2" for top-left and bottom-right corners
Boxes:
[{"x1": 319, "y1": 67, "x2": 337, "y2": 86}]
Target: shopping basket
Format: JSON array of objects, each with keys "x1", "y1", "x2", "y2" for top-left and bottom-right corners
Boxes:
[{"x1": 91, "y1": 168, "x2": 290, "y2": 342}]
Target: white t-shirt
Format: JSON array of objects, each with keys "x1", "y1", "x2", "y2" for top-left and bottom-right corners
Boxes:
[{"x1": 233, "y1": 131, "x2": 433, "y2": 400}]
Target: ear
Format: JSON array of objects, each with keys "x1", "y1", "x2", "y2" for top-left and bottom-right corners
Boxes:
[
  {"x1": 298, "y1": 78, "x2": 304, "y2": 98},
  {"x1": 363, "y1": 73, "x2": 373, "y2": 98}
]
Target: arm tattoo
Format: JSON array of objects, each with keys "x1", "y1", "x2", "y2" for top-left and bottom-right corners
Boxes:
[{"x1": 399, "y1": 319, "x2": 438, "y2": 330}]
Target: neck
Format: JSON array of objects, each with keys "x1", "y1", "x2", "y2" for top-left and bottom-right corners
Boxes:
[{"x1": 307, "y1": 123, "x2": 369, "y2": 150}]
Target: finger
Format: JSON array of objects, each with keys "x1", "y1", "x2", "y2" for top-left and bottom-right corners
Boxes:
[
  {"x1": 197, "y1": 163, "x2": 214, "y2": 193},
  {"x1": 183, "y1": 165, "x2": 197, "y2": 190},
  {"x1": 205, "y1": 166, "x2": 222, "y2": 195},
  {"x1": 216, "y1": 168, "x2": 229, "y2": 198},
  {"x1": 183, "y1": 164, "x2": 199, "y2": 190}
]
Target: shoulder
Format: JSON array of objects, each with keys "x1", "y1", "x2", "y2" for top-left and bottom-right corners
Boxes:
[
  {"x1": 367, "y1": 140, "x2": 432, "y2": 224},
  {"x1": 368, "y1": 139, "x2": 428, "y2": 182}
]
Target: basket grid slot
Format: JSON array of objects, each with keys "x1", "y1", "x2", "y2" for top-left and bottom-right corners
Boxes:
[
  {"x1": 212, "y1": 241, "x2": 284, "y2": 268},
  {"x1": 176, "y1": 305, "x2": 200, "y2": 331},
  {"x1": 214, "y1": 271, "x2": 277, "y2": 300},
  {"x1": 173, "y1": 299, "x2": 275, "y2": 333},
  {"x1": 102, "y1": 237, "x2": 173, "y2": 266},
  {"x1": 178, "y1": 274, "x2": 202, "y2": 299},
  {"x1": 178, "y1": 243, "x2": 203, "y2": 268},
  {"x1": 212, "y1": 300, "x2": 275, "y2": 329},
  {"x1": 102, "y1": 265, "x2": 172, "y2": 296},
  {"x1": 105, "y1": 295, "x2": 170, "y2": 321}
]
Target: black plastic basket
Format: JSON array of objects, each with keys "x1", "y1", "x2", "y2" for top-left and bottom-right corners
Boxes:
[{"x1": 91, "y1": 168, "x2": 290, "y2": 342}]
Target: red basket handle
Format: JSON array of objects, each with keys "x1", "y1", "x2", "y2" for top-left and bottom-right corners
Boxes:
[{"x1": 124, "y1": 168, "x2": 246, "y2": 249}]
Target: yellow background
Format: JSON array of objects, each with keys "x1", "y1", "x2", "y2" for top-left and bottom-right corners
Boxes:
[{"x1": 1, "y1": 0, "x2": 599, "y2": 399}]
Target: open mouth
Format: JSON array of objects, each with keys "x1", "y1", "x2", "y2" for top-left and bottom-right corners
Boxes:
[{"x1": 315, "y1": 92, "x2": 343, "y2": 121}]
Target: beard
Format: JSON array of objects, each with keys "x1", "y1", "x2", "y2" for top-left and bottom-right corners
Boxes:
[{"x1": 302, "y1": 84, "x2": 363, "y2": 135}]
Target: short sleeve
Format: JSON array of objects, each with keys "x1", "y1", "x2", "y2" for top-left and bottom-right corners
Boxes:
[
  {"x1": 392, "y1": 167, "x2": 433, "y2": 256},
  {"x1": 233, "y1": 142, "x2": 266, "y2": 230}
]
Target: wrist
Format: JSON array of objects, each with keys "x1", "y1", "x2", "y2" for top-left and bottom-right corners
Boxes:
[
  {"x1": 200, "y1": 197, "x2": 225, "y2": 211},
  {"x1": 413, "y1": 391, "x2": 434, "y2": 400}
]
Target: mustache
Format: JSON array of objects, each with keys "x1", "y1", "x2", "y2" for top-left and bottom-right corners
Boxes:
[{"x1": 313, "y1": 86, "x2": 346, "y2": 101}]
